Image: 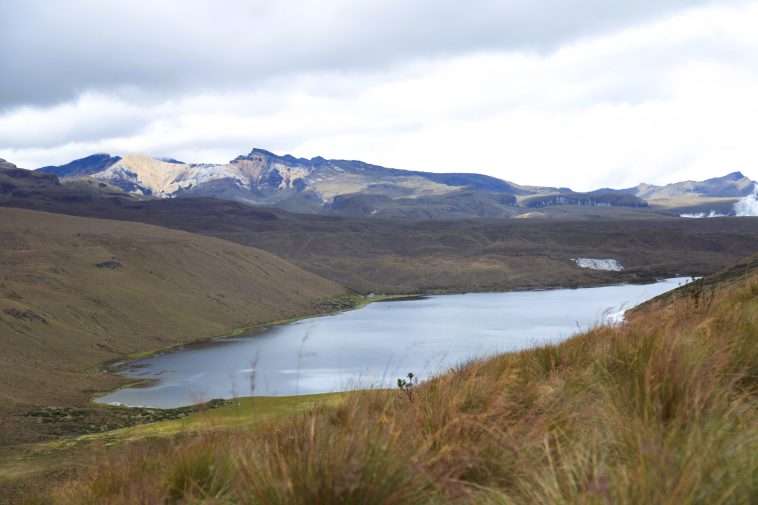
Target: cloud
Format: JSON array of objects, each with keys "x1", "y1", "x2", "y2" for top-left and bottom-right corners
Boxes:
[
  {"x1": 1, "y1": 1, "x2": 757, "y2": 190},
  {"x1": 0, "y1": 0, "x2": 722, "y2": 106},
  {"x1": 734, "y1": 183, "x2": 758, "y2": 216}
]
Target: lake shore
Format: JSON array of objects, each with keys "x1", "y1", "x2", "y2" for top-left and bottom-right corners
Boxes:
[
  {"x1": 97, "y1": 277, "x2": 688, "y2": 408},
  {"x1": 97, "y1": 274, "x2": 669, "y2": 384}
]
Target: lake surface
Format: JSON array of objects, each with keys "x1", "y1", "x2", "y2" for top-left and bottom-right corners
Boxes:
[{"x1": 98, "y1": 278, "x2": 688, "y2": 408}]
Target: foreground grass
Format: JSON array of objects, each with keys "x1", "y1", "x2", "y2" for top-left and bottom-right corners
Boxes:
[
  {"x1": 2, "y1": 394, "x2": 346, "y2": 503},
  {"x1": 39, "y1": 271, "x2": 758, "y2": 504}
]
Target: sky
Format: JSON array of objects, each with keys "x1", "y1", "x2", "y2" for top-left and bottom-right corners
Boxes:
[{"x1": 1, "y1": 0, "x2": 757, "y2": 190}]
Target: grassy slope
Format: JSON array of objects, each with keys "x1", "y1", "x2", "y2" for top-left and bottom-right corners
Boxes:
[
  {"x1": 4, "y1": 197, "x2": 757, "y2": 293},
  {"x1": 0, "y1": 207, "x2": 346, "y2": 444},
  {"x1": 34, "y1": 255, "x2": 758, "y2": 504},
  {"x1": 0, "y1": 394, "x2": 347, "y2": 503}
]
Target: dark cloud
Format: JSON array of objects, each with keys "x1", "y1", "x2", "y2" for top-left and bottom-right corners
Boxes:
[{"x1": 0, "y1": 0, "x2": 719, "y2": 107}]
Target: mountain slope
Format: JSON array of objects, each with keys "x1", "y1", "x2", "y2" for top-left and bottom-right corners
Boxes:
[
  {"x1": 34, "y1": 149, "x2": 576, "y2": 218},
  {"x1": 38, "y1": 150, "x2": 756, "y2": 218},
  {"x1": 94, "y1": 154, "x2": 244, "y2": 196},
  {"x1": 38, "y1": 153, "x2": 121, "y2": 178},
  {"x1": 1, "y1": 157, "x2": 139, "y2": 205},
  {"x1": 0, "y1": 207, "x2": 346, "y2": 443},
  {"x1": 594, "y1": 171, "x2": 755, "y2": 200}
]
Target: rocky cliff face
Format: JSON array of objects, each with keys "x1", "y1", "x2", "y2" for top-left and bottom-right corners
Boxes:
[
  {"x1": 523, "y1": 192, "x2": 648, "y2": 208},
  {"x1": 230, "y1": 149, "x2": 313, "y2": 192}
]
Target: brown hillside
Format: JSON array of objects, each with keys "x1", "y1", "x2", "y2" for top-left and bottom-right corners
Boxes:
[{"x1": 0, "y1": 207, "x2": 345, "y2": 438}]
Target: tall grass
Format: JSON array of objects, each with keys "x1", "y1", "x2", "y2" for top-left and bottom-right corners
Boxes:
[{"x1": 46, "y1": 275, "x2": 758, "y2": 504}]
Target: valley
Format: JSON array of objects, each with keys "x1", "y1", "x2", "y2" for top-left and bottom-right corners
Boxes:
[{"x1": 0, "y1": 156, "x2": 756, "y2": 503}]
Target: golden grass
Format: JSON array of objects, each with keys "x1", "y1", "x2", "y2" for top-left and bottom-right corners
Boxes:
[{"x1": 39, "y1": 273, "x2": 758, "y2": 504}]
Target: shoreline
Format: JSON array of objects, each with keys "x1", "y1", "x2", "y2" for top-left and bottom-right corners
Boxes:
[
  {"x1": 92, "y1": 274, "x2": 681, "y2": 408},
  {"x1": 91, "y1": 293, "x2": 420, "y2": 404}
]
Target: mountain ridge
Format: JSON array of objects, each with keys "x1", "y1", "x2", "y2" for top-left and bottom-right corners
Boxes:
[
  {"x1": 591, "y1": 171, "x2": 754, "y2": 200},
  {"x1": 38, "y1": 153, "x2": 122, "y2": 178},
  {"x1": 30, "y1": 151, "x2": 757, "y2": 218}
]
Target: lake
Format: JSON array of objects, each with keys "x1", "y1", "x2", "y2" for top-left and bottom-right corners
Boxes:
[{"x1": 97, "y1": 278, "x2": 688, "y2": 408}]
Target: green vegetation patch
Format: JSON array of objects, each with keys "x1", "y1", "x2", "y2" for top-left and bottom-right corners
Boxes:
[
  {"x1": 310, "y1": 294, "x2": 363, "y2": 311},
  {"x1": 311, "y1": 293, "x2": 419, "y2": 312},
  {"x1": 21, "y1": 399, "x2": 234, "y2": 438}
]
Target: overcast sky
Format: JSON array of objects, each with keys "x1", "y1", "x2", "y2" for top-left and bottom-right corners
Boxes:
[{"x1": 1, "y1": 0, "x2": 757, "y2": 190}]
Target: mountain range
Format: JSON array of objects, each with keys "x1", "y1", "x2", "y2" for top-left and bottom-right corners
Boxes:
[
  {"x1": 590, "y1": 171, "x2": 755, "y2": 200},
  {"x1": 31, "y1": 149, "x2": 758, "y2": 219}
]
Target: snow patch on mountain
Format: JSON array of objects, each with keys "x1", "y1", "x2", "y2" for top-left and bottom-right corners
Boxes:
[{"x1": 574, "y1": 258, "x2": 624, "y2": 271}]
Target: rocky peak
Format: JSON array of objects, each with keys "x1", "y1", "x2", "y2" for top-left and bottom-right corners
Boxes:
[
  {"x1": 721, "y1": 171, "x2": 746, "y2": 181},
  {"x1": 248, "y1": 147, "x2": 277, "y2": 158},
  {"x1": 38, "y1": 153, "x2": 121, "y2": 177},
  {"x1": 243, "y1": 148, "x2": 329, "y2": 169}
]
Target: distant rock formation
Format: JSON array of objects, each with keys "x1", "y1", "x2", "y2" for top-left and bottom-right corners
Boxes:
[{"x1": 522, "y1": 192, "x2": 647, "y2": 208}]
